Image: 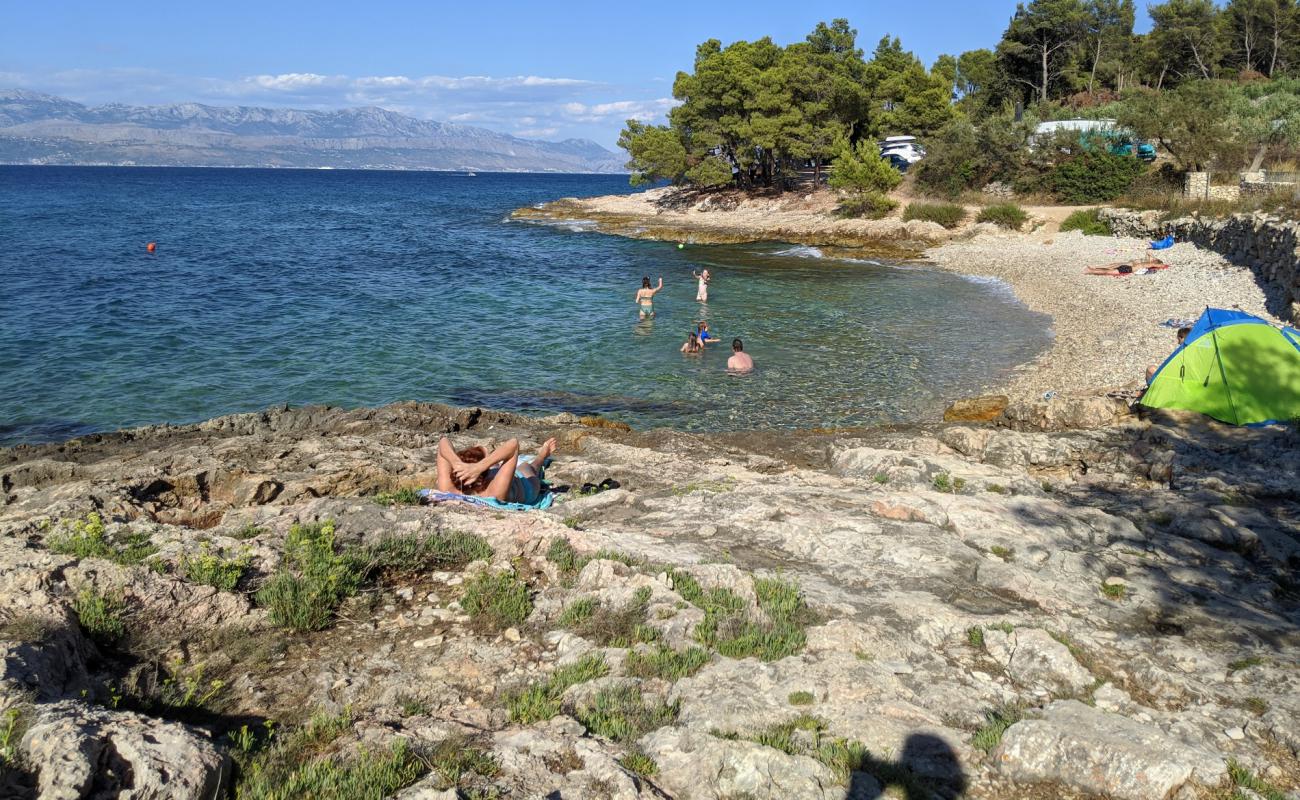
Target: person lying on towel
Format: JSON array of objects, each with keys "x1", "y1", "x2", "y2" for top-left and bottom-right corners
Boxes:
[
  {"x1": 437, "y1": 436, "x2": 556, "y2": 505},
  {"x1": 1083, "y1": 256, "x2": 1169, "y2": 277}
]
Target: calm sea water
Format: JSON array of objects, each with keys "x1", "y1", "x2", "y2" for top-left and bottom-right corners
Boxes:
[{"x1": 0, "y1": 166, "x2": 1051, "y2": 445}]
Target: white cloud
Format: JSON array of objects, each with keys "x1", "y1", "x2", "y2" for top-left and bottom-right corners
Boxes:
[
  {"x1": 515, "y1": 126, "x2": 560, "y2": 138},
  {"x1": 561, "y1": 98, "x2": 677, "y2": 123}
]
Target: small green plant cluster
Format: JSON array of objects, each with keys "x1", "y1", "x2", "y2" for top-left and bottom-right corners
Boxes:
[
  {"x1": 0, "y1": 707, "x2": 25, "y2": 773},
  {"x1": 723, "y1": 715, "x2": 925, "y2": 789},
  {"x1": 373, "y1": 487, "x2": 423, "y2": 507},
  {"x1": 506, "y1": 654, "x2": 609, "y2": 724},
  {"x1": 47, "y1": 513, "x2": 157, "y2": 566},
  {"x1": 235, "y1": 708, "x2": 425, "y2": 800},
  {"x1": 158, "y1": 658, "x2": 226, "y2": 711},
  {"x1": 788, "y1": 691, "x2": 815, "y2": 706},
  {"x1": 1058, "y1": 208, "x2": 1112, "y2": 236},
  {"x1": 902, "y1": 202, "x2": 966, "y2": 229},
  {"x1": 624, "y1": 646, "x2": 711, "y2": 681},
  {"x1": 574, "y1": 684, "x2": 678, "y2": 743},
  {"x1": 72, "y1": 588, "x2": 126, "y2": 645},
  {"x1": 975, "y1": 203, "x2": 1028, "y2": 230},
  {"x1": 179, "y1": 543, "x2": 250, "y2": 592},
  {"x1": 971, "y1": 705, "x2": 1022, "y2": 752},
  {"x1": 676, "y1": 572, "x2": 815, "y2": 661},
  {"x1": 364, "y1": 530, "x2": 493, "y2": 577},
  {"x1": 872, "y1": 473, "x2": 889, "y2": 484},
  {"x1": 461, "y1": 570, "x2": 532, "y2": 631},
  {"x1": 966, "y1": 627, "x2": 985, "y2": 648},
  {"x1": 932, "y1": 473, "x2": 965, "y2": 493},
  {"x1": 985, "y1": 483, "x2": 1007, "y2": 494},
  {"x1": 1100, "y1": 580, "x2": 1127, "y2": 600},
  {"x1": 255, "y1": 521, "x2": 366, "y2": 632},
  {"x1": 989, "y1": 546, "x2": 1015, "y2": 562},
  {"x1": 619, "y1": 751, "x2": 659, "y2": 778},
  {"x1": 556, "y1": 587, "x2": 657, "y2": 647},
  {"x1": 546, "y1": 538, "x2": 641, "y2": 579},
  {"x1": 427, "y1": 735, "x2": 501, "y2": 789},
  {"x1": 234, "y1": 523, "x2": 268, "y2": 540},
  {"x1": 1226, "y1": 758, "x2": 1289, "y2": 800},
  {"x1": 1227, "y1": 655, "x2": 1265, "y2": 673}
]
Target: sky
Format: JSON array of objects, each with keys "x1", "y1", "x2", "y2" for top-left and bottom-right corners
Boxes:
[{"x1": 1, "y1": 1, "x2": 1154, "y2": 151}]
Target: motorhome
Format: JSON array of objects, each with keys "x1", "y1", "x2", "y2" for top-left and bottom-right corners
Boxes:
[{"x1": 1032, "y1": 119, "x2": 1156, "y2": 161}]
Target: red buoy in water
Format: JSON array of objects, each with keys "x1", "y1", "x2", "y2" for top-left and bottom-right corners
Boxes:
[{"x1": 146, "y1": 242, "x2": 157, "y2": 253}]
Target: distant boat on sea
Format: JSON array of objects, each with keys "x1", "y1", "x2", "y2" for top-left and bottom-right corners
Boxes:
[{"x1": 466, "y1": 171, "x2": 477, "y2": 177}]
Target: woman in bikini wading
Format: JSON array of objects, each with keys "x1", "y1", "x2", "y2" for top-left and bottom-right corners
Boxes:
[{"x1": 635, "y1": 276, "x2": 664, "y2": 319}]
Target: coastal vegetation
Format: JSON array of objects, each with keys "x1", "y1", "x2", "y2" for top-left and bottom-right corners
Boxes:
[{"x1": 619, "y1": 3, "x2": 1300, "y2": 210}]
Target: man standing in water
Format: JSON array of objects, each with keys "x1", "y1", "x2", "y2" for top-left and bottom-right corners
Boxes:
[{"x1": 727, "y1": 338, "x2": 754, "y2": 372}]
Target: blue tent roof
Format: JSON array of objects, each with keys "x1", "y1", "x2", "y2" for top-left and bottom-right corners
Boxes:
[{"x1": 1184, "y1": 307, "x2": 1269, "y2": 347}]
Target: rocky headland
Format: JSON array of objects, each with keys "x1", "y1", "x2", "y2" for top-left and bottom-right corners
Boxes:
[{"x1": 2, "y1": 399, "x2": 1298, "y2": 799}]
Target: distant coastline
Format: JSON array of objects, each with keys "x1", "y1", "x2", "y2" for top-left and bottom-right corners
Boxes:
[{"x1": 0, "y1": 163, "x2": 631, "y2": 175}]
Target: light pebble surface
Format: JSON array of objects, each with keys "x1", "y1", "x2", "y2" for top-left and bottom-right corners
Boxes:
[{"x1": 924, "y1": 229, "x2": 1282, "y2": 401}]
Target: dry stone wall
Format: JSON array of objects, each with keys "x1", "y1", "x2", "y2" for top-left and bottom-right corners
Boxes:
[{"x1": 1100, "y1": 208, "x2": 1300, "y2": 322}]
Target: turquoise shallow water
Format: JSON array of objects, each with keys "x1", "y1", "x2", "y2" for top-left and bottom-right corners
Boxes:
[{"x1": 0, "y1": 166, "x2": 1051, "y2": 445}]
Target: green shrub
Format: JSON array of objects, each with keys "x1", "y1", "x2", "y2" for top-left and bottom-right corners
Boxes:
[
  {"x1": 902, "y1": 202, "x2": 966, "y2": 229},
  {"x1": 557, "y1": 587, "x2": 653, "y2": 647},
  {"x1": 179, "y1": 543, "x2": 249, "y2": 592},
  {"x1": 461, "y1": 571, "x2": 532, "y2": 631},
  {"x1": 1058, "y1": 208, "x2": 1112, "y2": 236},
  {"x1": 364, "y1": 531, "x2": 492, "y2": 577},
  {"x1": 1050, "y1": 150, "x2": 1146, "y2": 203},
  {"x1": 976, "y1": 203, "x2": 1028, "y2": 230},
  {"x1": 157, "y1": 658, "x2": 226, "y2": 711},
  {"x1": 624, "y1": 646, "x2": 711, "y2": 681},
  {"x1": 48, "y1": 513, "x2": 157, "y2": 566},
  {"x1": 836, "y1": 191, "x2": 898, "y2": 220},
  {"x1": 505, "y1": 654, "x2": 608, "y2": 723},
  {"x1": 574, "y1": 684, "x2": 678, "y2": 742},
  {"x1": 255, "y1": 521, "x2": 366, "y2": 632},
  {"x1": 236, "y1": 733, "x2": 424, "y2": 800},
  {"x1": 72, "y1": 588, "x2": 125, "y2": 645},
  {"x1": 829, "y1": 138, "x2": 903, "y2": 195},
  {"x1": 373, "y1": 487, "x2": 422, "y2": 507},
  {"x1": 966, "y1": 626, "x2": 985, "y2": 648},
  {"x1": 1226, "y1": 758, "x2": 1289, "y2": 800}
]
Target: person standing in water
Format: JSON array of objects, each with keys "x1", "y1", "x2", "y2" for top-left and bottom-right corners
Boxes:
[
  {"x1": 635, "y1": 276, "x2": 663, "y2": 319},
  {"x1": 727, "y1": 338, "x2": 754, "y2": 372},
  {"x1": 693, "y1": 268, "x2": 711, "y2": 302}
]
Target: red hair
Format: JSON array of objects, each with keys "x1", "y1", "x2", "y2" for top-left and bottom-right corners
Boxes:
[{"x1": 455, "y1": 446, "x2": 491, "y2": 493}]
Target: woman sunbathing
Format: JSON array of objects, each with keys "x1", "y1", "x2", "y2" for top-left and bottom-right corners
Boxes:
[
  {"x1": 1084, "y1": 256, "x2": 1168, "y2": 277},
  {"x1": 436, "y1": 436, "x2": 556, "y2": 504}
]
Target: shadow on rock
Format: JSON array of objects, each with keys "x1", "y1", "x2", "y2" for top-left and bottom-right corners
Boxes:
[{"x1": 845, "y1": 733, "x2": 968, "y2": 800}]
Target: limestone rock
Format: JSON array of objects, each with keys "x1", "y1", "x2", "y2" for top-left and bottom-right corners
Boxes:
[
  {"x1": 21, "y1": 700, "x2": 229, "y2": 800},
  {"x1": 984, "y1": 628, "x2": 1095, "y2": 694},
  {"x1": 993, "y1": 700, "x2": 1226, "y2": 800},
  {"x1": 944, "y1": 395, "x2": 1009, "y2": 423},
  {"x1": 639, "y1": 726, "x2": 848, "y2": 800}
]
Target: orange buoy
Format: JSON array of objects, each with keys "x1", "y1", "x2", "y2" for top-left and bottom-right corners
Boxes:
[{"x1": 146, "y1": 242, "x2": 157, "y2": 253}]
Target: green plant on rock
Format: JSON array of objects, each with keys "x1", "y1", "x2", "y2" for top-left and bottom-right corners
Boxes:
[
  {"x1": 363, "y1": 530, "x2": 492, "y2": 577},
  {"x1": 48, "y1": 512, "x2": 158, "y2": 566},
  {"x1": 976, "y1": 203, "x2": 1028, "y2": 230},
  {"x1": 788, "y1": 691, "x2": 815, "y2": 706},
  {"x1": 624, "y1": 646, "x2": 711, "y2": 681},
  {"x1": 255, "y1": 521, "x2": 366, "y2": 632},
  {"x1": 234, "y1": 523, "x2": 268, "y2": 540},
  {"x1": 179, "y1": 543, "x2": 250, "y2": 592},
  {"x1": 72, "y1": 588, "x2": 126, "y2": 645},
  {"x1": 461, "y1": 570, "x2": 532, "y2": 631},
  {"x1": 0, "y1": 707, "x2": 25, "y2": 772},
  {"x1": 558, "y1": 587, "x2": 655, "y2": 647},
  {"x1": 685, "y1": 574, "x2": 814, "y2": 661},
  {"x1": 619, "y1": 750, "x2": 658, "y2": 778},
  {"x1": 989, "y1": 546, "x2": 1015, "y2": 562},
  {"x1": 506, "y1": 654, "x2": 609, "y2": 724},
  {"x1": 373, "y1": 487, "x2": 422, "y2": 507},
  {"x1": 157, "y1": 658, "x2": 226, "y2": 711},
  {"x1": 574, "y1": 684, "x2": 678, "y2": 743},
  {"x1": 972, "y1": 705, "x2": 1022, "y2": 752},
  {"x1": 236, "y1": 736, "x2": 424, "y2": 800},
  {"x1": 966, "y1": 627, "x2": 985, "y2": 648},
  {"x1": 427, "y1": 735, "x2": 500, "y2": 788},
  {"x1": 1227, "y1": 758, "x2": 1289, "y2": 800},
  {"x1": 1100, "y1": 581, "x2": 1126, "y2": 600}
]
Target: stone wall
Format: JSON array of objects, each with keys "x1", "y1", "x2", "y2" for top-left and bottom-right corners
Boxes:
[{"x1": 1099, "y1": 208, "x2": 1300, "y2": 323}]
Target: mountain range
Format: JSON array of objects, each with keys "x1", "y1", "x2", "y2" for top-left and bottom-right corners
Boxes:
[{"x1": 0, "y1": 89, "x2": 627, "y2": 173}]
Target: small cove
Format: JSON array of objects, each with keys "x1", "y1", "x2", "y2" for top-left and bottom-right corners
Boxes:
[{"x1": 0, "y1": 166, "x2": 1052, "y2": 444}]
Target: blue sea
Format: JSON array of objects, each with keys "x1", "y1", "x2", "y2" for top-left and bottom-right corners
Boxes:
[{"x1": 0, "y1": 166, "x2": 1051, "y2": 445}]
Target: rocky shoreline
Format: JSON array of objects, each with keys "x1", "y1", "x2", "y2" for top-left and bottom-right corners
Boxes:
[{"x1": 2, "y1": 400, "x2": 1298, "y2": 799}]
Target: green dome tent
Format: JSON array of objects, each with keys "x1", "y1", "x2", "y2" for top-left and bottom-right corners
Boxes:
[{"x1": 1140, "y1": 308, "x2": 1300, "y2": 426}]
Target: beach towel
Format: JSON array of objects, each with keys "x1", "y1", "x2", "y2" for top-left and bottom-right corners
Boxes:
[
  {"x1": 1150, "y1": 234, "x2": 1175, "y2": 250},
  {"x1": 418, "y1": 455, "x2": 554, "y2": 511}
]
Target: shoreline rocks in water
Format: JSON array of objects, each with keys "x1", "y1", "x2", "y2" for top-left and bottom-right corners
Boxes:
[{"x1": 2, "y1": 400, "x2": 1298, "y2": 798}]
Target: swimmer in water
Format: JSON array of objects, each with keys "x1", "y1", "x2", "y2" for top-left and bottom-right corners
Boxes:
[
  {"x1": 636, "y1": 276, "x2": 664, "y2": 318},
  {"x1": 693, "y1": 268, "x2": 711, "y2": 302}
]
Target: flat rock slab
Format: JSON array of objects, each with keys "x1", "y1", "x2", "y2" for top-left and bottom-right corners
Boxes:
[{"x1": 993, "y1": 700, "x2": 1226, "y2": 800}]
